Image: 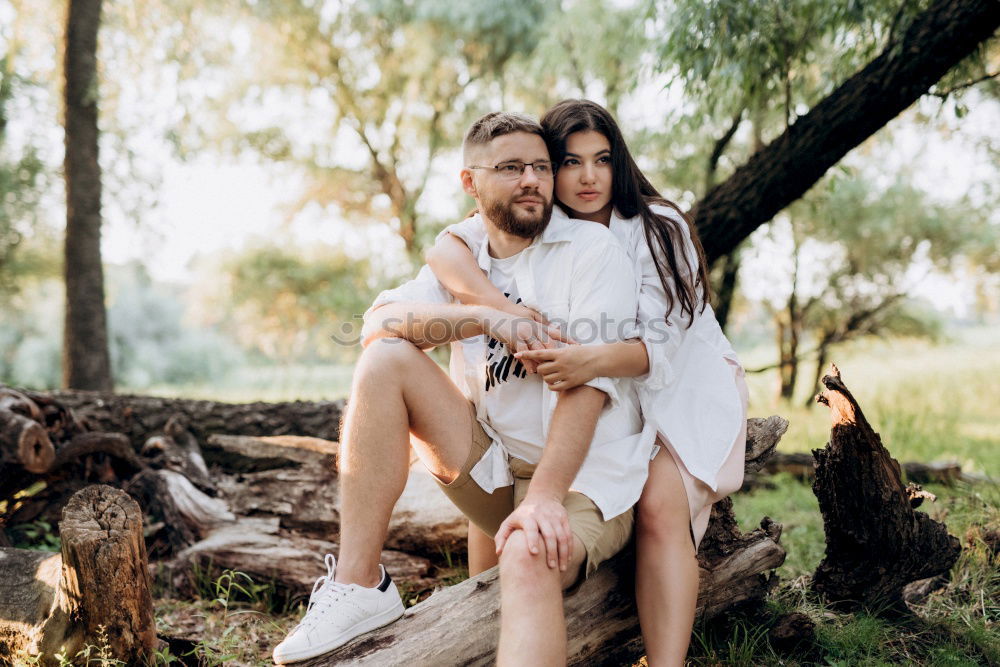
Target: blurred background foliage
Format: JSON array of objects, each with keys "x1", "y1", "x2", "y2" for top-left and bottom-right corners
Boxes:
[{"x1": 0, "y1": 0, "x2": 997, "y2": 407}]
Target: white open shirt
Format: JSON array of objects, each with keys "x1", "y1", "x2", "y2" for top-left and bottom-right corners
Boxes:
[
  {"x1": 438, "y1": 205, "x2": 745, "y2": 493},
  {"x1": 361, "y1": 213, "x2": 648, "y2": 521}
]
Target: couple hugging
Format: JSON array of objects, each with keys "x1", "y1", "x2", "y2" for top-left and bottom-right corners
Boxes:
[{"x1": 273, "y1": 100, "x2": 748, "y2": 666}]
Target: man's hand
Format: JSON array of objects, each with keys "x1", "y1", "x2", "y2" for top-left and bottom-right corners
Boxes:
[
  {"x1": 514, "y1": 344, "x2": 600, "y2": 390},
  {"x1": 494, "y1": 494, "x2": 573, "y2": 571},
  {"x1": 480, "y1": 307, "x2": 571, "y2": 373}
]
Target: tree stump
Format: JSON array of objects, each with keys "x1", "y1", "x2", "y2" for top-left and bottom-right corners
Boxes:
[
  {"x1": 810, "y1": 364, "x2": 961, "y2": 609},
  {"x1": 0, "y1": 485, "x2": 156, "y2": 664}
]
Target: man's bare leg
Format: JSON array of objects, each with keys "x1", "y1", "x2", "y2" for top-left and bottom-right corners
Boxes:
[
  {"x1": 496, "y1": 529, "x2": 586, "y2": 666},
  {"x1": 468, "y1": 521, "x2": 499, "y2": 576},
  {"x1": 335, "y1": 338, "x2": 478, "y2": 586}
]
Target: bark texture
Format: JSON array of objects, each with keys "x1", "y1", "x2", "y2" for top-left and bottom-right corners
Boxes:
[
  {"x1": 63, "y1": 0, "x2": 112, "y2": 391},
  {"x1": 694, "y1": 0, "x2": 1000, "y2": 264},
  {"x1": 0, "y1": 408, "x2": 55, "y2": 473},
  {"x1": 58, "y1": 484, "x2": 157, "y2": 661},
  {"x1": 40, "y1": 389, "x2": 346, "y2": 447},
  {"x1": 0, "y1": 485, "x2": 156, "y2": 664},
  {"x1": 810, "y1": 365, "x2": 961, "y2": 609}
]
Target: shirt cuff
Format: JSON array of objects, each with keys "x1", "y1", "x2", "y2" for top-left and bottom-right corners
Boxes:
[
  {"x1": 583, "y1": 375, "x2": 621, "y2": 413},
  {"x1": 635, "y1": 336, "x2": 672, "y2": 394}
]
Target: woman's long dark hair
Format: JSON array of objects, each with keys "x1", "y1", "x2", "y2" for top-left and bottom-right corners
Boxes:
[{"x1": 541, "y1": 99, "x2": 711, "y2": 327}]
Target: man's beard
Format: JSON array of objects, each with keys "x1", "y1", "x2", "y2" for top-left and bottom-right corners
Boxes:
[{"x1": 482, "y1": 191, "x2": 553, "y2": 239}]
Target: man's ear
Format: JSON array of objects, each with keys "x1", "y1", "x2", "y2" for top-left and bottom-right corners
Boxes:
[{"x1": 460, "y1": 169, "x2": 478, "y2": 198}]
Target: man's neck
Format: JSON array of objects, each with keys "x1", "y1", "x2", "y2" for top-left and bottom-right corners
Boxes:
[{"x1": 483, "y1": 219, "x2": 534, "y2": 259}]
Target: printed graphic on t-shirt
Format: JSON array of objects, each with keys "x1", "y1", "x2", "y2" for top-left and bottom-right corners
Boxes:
[{"x1": 485, "y1": 292, "x2": 528, "y2": 391}]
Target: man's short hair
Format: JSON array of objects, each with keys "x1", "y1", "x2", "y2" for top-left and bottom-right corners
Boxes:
[{"x1": 462, "y1": 112, "x2": 545, "y2": 164}]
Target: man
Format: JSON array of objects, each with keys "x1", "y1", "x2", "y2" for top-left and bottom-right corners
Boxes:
[{"x1": 273, "y1": 112, "x2": 649, "y2": 665}]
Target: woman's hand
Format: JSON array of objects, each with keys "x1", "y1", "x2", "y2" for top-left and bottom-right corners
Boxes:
[
  {"x1": 514, "y1": 344, "x2": 602, "y2": 390},
  {"x1": 479, "y1": 307, "x2": 571, "y2": 372}
]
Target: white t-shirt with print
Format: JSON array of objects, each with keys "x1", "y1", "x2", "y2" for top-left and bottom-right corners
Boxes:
[{"x1": 480, "y1": 252, "x2": 545, "y2": 463}]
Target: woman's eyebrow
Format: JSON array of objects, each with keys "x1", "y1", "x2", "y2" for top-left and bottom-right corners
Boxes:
[{"x1": 563, "y1": 149, "x2": 611, "y2": 158}]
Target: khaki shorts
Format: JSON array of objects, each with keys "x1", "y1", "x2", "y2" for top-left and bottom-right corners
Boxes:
[{"x1": 435, "y1": 403, "x2": 634, "y2": 584}]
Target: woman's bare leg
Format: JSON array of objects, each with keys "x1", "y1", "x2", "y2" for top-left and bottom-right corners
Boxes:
[
  {"x1": 635, "y1": 448, "x2": 699, "y2": 667},
  {"x1": 468, "y1": 520, "x2": 499, "y2": 576}
]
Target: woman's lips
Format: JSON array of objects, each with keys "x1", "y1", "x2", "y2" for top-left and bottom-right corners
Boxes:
[{"x1": 577, "y1": 192, "x2": 600, "y2": 201}]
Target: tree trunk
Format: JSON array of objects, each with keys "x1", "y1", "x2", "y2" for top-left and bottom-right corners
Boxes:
[
  {"x1": 810, "y1": 364, "x2": 961, "y2": 610},
  {"x1": 712, "y1": 246, "x2": 741, "y2": 333},
  {"x1": 27, "y1": 388, "x2": 346, "y2": 447},
  {"x1": 63, "y1": 0, "x2": 112, "y2": 391},
  {"x1": 0, "y1": 485, "x2": 156, "y2": 664},
  {"x1": 693, "y1": 0, "x2": 1000, "y2": 264},
  {"x1": 775, "y1": 311, "x2": 800, "y2": 401},
  {"x1": 806, "y1": 342, "x2": 831, "y2": 408}
]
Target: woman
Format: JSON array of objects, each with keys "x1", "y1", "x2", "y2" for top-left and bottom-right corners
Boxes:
[{"x1": 425, "y1": 99, "x2": 747, "y2": 665}]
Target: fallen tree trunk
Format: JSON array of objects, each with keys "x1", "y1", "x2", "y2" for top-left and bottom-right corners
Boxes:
[
  {"x1": 300, "y1": 521, "x2": 784, "y2": 666},
  {"x1": 810, "y1": 365, "x2": 961, "y2": 610},
  {"x1": 761, "y1": 453, "x2": 971, "y2": 486},
  {"x1": 296, "y1": 416, "x2": 789, "y2": 666},
  {"x1": 22, "y1": 387, "x2": 346, "y2": 446},
  {"x1": 166, "y1": 516, "x2": 438, "y2": 597},
  {"x1": 0, "y1": 485, "x2": 156, "y2": 664}
]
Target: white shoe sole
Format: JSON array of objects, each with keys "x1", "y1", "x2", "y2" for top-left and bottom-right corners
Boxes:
[{"x1": 273, "y1": 601, "x2": 405, "y2": 664}]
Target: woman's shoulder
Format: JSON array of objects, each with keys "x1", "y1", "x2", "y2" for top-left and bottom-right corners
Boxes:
[{"x1": 648, "y1": 203, "x2": 688, "y2": 227}]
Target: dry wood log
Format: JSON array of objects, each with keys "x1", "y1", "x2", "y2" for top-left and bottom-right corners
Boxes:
[
  {"x1": 902, "y1": 461, "x2": 963, "y2": 486},
  {"x1": 0, "y1": 408, "x2": 55, "y2": 474},
  {"x1": 301, "y1": 517, "x2": 784, "y2": 666},
  {"x1": 762, "y1": 453, "x2": 970, "y2": 487},
  {"x1": 205, "y1": 433, "x2": 337, "y2": 472},
  {"x1": 26, "y1": 388, "x2": 345, "y2": 446},
  {"x1": 0, "y1": 387, "x2": 44, "y2": 422},
  {"x1": 168, "y1": 516, "x2": 436, "y2": 597},
  {"x1": 293, "y1": 416, "x2": 789, "y2": 666},
  {"x1": 50, "y1": 431, "x2": 143, "y2": 472},
  {"x1": 11, "y1": 388, "x2": 86, "y2": 446},
  {"x1": 216, "y1": 463, "x2": 340, "y2": 537},
  {"x1": 762, "y1": 452, "x2": 816, "y2": 480},
  {"x1": 811, "y1": 364, "x2": 961, "y2": 610},
  {"x1": 0, "y1": 485, "x2": 156, "y2": 664}
]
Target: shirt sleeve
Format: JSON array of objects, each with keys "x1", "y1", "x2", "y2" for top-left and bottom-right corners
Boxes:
[
  {"x1": 634, "y1": 205, "x2": 703, "y2": 393},
  {"x1": 566, "y1": 231, "x2": 640, "y2": 409},
  {"x1": 360, "y1": 264, "x2": 455, "y2": 344},
  {"x1": 435, "y1": 215, "x2": 488, "y2": 257}
]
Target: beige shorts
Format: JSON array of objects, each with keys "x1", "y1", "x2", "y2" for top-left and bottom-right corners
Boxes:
[{"x1": 435, "y1": 404, "x2": 634, "y2": 583}]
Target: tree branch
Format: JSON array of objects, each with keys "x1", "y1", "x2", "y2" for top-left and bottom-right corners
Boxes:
[
  {"x1": 930, "y1": 70, "x2": 1000, "y2": 98},
  {"x1": 692, "y1": 0, "x2": 1000, "y2": 265}
]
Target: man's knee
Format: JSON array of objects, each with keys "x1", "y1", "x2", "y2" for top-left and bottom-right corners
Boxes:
[
  {"x1": 499, "y1": 531, "x2": 552, "y2": 589},
  {"x1": 357, "y1": 337, "x2": 424, "y2": 380}
]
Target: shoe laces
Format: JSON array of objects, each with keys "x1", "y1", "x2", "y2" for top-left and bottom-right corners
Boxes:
[{"x1": 295, "y1": 553, "x2": 354, "y2": 630}]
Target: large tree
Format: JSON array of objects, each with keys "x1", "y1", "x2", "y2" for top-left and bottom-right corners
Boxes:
[
  {"x1": 63, "y1": 0, "x2": 112, "y2": 391},
  {"x1": 649, "y1": 0, "x2": 999, "y2": 328},
  {"x1": 691, "y1": 0, "x2": 1000, "y2": 264}
]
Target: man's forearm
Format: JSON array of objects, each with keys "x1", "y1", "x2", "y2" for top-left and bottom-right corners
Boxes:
[
  {"x1": 526, "y1": 385, "x2": 606, "y2": 501},
  {"x1": 364, "y1": 302, "x2": 487, "y2": 348}
]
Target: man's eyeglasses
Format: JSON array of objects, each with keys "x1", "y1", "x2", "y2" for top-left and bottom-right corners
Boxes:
[{"x1": 467, "y1": 160, "x2": 554, "y2": 180}]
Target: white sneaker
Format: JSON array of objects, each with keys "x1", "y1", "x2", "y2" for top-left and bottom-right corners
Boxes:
[{"x1": 272, "y1": 553, "x2": 405, "y2": 664}]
